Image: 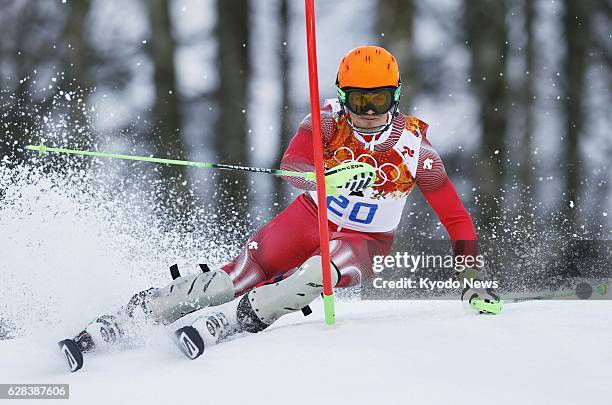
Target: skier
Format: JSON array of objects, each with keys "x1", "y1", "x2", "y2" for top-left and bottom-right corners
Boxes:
[{"x1": 59, "y1": 46, "x2": 501, "y2": 369}]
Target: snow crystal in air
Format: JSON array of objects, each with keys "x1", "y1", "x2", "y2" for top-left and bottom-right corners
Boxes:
[{"x1": 0, "y1": 89, "x2": 248, "y2": 340}]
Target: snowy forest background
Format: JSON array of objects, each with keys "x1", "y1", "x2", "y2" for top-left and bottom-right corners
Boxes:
[{"x1": 0, "y1": 0, "x2": 610, "y2": 251}]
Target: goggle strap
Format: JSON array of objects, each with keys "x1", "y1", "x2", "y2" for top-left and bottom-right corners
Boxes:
[{"x1": 336, "y1": 85, "x2": 347, "y2": 103}]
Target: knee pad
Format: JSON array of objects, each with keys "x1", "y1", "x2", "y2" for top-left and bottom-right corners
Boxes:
[
  {"x1": 148, "y1": 268, "x2": 235, "y2": 324},
  {"x1": 237, "y1": 256, "x2": 339, "y2": 332}
]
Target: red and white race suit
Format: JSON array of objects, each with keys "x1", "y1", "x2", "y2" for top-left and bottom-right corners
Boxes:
[{"x1": 223, "y1": 100, "x2": 478, "y2": 295}]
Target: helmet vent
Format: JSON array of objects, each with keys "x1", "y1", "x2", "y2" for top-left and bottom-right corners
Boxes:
[{"x1": 336, "y1": 46, "x2": 399, "y2": 89}]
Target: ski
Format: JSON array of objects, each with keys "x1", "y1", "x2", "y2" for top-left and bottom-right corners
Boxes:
[
  {"x1": 175, "y1": 326, "x2": 205, "y2": 360},
  {"x1": 57, "y1": 339, "x2": 84, "y2": 373},
  {"x1": 504, "y1": 282, "x2": 610, "y2": 304},
  {"x1": 57, "y1": 323, "x2": 207, "y2": 371},
  {"x1": 56, "y1": 317, "x2": 121, "y2": 373}
]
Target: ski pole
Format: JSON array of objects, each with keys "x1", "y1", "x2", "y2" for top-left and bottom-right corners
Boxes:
[
  {"x1": 504, "y1": 282, "x2": 609, "y2": 304},
  {"x1": 25, "y1": 144, "x2": 311, "y2": 179}
]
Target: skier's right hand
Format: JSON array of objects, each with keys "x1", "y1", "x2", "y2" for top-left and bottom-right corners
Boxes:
[{"x1": 306, "y1": 161, "x2": 376, "y2": 196}]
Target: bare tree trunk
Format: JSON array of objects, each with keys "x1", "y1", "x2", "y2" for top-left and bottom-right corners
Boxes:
[
  {"x1": 464, "y1": 0, "x2": 509, "y2": 232},
  {"x1": 2, "y1": 2, "x2": 43, "y2": 162},
  {"x1": 147, "y1": 0, "x2": 192, "y2": 216},
  {"x1": 63, "y1": 0, "x2": 93, "y2": 149},
  {"x1": 561, "y1": 0, "x2": 593, "y2": 227},
  {"x1": 215, "y1": 0, "x2": 250, "y2": 223},
  {"x1": 378, "y1": 0, "x2": 417, "y2": 109},
  {"x1": 520, "y1": 0, "x2": 536, "y2": 219},
  {"x1": 273, "y1": 0, "x2": 291, "y2": 206}
]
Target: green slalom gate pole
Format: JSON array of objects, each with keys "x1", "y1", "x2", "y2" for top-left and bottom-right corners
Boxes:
[{"x1": 25, "y1": 144, "x2": 312, "y2": 179}]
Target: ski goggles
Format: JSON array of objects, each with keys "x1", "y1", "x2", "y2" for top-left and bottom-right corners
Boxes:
[{"x1": 336, "y1": 85, "x2": 401, "y2": 115}]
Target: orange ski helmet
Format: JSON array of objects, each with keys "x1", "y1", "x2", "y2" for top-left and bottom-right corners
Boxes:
[
  {"x1": 336, "y1": 46, "x2": 402, "y2": 130},
  {"x1": 336, "y1": 45, "x2": 400, "y2": 89}
]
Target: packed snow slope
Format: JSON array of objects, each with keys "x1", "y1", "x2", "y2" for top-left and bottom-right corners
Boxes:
[
  {"x1": 1, "y1": 161, "x2": 611, "y2": 405},
  {"x1": 1, "y1": 299, "x2": 611, "y2": 405}
]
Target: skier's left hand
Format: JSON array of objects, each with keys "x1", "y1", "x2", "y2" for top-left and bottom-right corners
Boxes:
[
  {"x1": 461, "y1": 285, "x2": 502, "y2": 315},
  {"x1": 459, "y1": 268, "x2": 503, "y2": 315}
]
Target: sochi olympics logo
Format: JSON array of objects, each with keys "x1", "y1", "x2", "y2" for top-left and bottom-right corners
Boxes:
[{"x1": 333, "y1": 147, "x2": 401, "y2": 186}]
